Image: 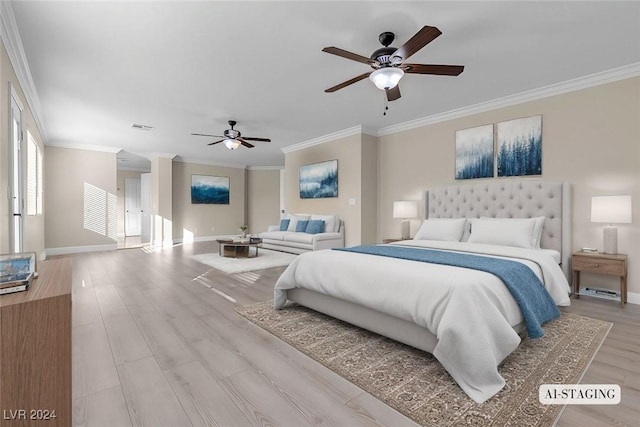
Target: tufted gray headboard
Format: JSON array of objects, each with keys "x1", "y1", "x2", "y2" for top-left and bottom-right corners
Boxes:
[{"x1": 423, "y1": 180, "x2": 571, "y2": 279}]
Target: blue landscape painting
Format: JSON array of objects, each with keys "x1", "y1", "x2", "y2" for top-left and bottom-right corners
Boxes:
[
  {"x1": 191, "y1": 175, "x2": 229, "y2": 204},
  {"x1": 455, "y1": 124, "x2": 494, "y2": 179},
  {"x1": 497, "y1": 115, "x2": 542, "y2": 177},
  {"x1": 299, "y1": 160, "x2": 338, "y2": 199}
]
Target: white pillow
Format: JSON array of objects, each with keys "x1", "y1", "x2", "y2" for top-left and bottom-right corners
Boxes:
[
  {"x1": 413, "y1": 218, "x2": 467, "y2": 241},
  {"x1": 311, "y1": 214, "x2": 339, "y2": 233},
  {"x1": 468, "y1": 217, "x2": 537, "y2": 249},
  {"x1": 285, "y1": 214, "x2": 311, "y2": 232},
  {"x1": 532, "y1": 216, "x2": 545, "y2": 249},
  {"x1": 479, "y1": 216, "x2": 545, "y2": 249}
]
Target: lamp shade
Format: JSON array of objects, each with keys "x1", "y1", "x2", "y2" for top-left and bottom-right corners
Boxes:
[
  {"x1": 591, "y1": 195, "x2": 632, "y2": 223},
  {"x1": 393, "y1": 201, "x2": 418, "y2": 219},
  {"x1": 369, "y1": 68, "x2": 404, "y2": 90}
]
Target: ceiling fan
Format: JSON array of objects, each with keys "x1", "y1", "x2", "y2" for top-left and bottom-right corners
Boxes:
[
  {"x1": 323, "y1": 26, "x2": 464, "y2": 101},
  {"x1": 191, "y1": 120, "x2": 271, "y2": 150}
]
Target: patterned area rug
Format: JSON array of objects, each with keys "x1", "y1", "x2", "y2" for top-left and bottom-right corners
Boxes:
[{"x1": 236, "y1": 301, "x2": 612, "y2": 427}]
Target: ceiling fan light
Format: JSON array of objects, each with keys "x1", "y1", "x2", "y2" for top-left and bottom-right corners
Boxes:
[
  {"x1": 224, "y1": 138, "x2": 241, "y2": 150},
  {"x1": 369, "y1": 67, "x2": 404, "y2": 90}
]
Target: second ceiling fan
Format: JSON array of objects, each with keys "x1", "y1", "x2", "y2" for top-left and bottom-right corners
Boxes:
[{"x1": 323, "y1": 25, "x2": 465, "y2": 101}]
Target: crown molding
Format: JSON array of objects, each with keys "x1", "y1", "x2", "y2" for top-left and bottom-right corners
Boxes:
[
  {"x1": 376, "y1": 62, "x2": 640, "y2": 136},
  {"x1": 0, "y1": 1, "x2": 48, "y2": 143},
  {"x1": 148, "y1": 152, "x2": 177, "y2": 161},
  {"x1": 174, "y1": 156, "x2": 247, "y2": 169},
  {"x1": 46, "y1": 140, "x2": 121, "y2": 153},
  {"x1": 116, "y1": 165, "x2": 151, "y2": 173},
  {"x1": 282, "y1": 125, "x2": 376, "y2": 154},
  {"x1": 247, "y1": 165, "x2": 284, "y2": 171}
]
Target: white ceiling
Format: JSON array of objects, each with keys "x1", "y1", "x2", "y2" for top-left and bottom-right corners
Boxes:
[{"x1": 9, "y1": 1, "x2": 640, "y2": 170}]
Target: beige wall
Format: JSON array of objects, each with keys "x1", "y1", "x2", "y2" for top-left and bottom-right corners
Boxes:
[
  {"x1": 45, "y1": 146, "x2": 117, "y2": 250},
  {"x1": 361, "y1": 134, "x2": 378, "y2": 245},
  {"x1": 172, "y1": 160, "x2": 246, "y2": 240},
  {"x1": 284, "y1": 133, "x2": 378, "y2": 246},
  {"x1": 0, "y1": 41, "x2": 46, "y2": 257},
  {"x1": 377, "y1": 77, "x2": 640, "y2": 295},
  {"x1": 247, "y1": 169, "x2": 281, "y2": 235}
]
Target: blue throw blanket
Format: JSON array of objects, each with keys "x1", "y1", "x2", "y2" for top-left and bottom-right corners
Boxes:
[{"x1": 334, "y1": 245, "x2": 560, "y2": 338}]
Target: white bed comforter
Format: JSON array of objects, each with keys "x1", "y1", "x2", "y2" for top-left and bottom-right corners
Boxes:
[{"x1": 274, "y1": 240, "x2": 571, "y2": 403}]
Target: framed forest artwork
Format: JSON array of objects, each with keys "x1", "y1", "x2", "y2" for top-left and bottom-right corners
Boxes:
[
  {"x1": 497, "y1": 115, "x2": 542, "y2": 177},
  {"x1": 299, "y1": 160, "x2": 338, "y2": 199},
  {"x1": 191, "y1": 175, "x2": 230, "y2": 204},
  {"x1": 455, "y1": 124, "x2": 494, "y2": 180}
]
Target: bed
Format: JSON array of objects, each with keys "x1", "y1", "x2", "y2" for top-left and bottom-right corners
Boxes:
[{"x1": 273, "y1": 180, "x2": 572, "y2": 403}]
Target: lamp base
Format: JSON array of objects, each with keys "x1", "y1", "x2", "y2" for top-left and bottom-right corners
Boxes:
[
  {"x1": 603, "y1": 226, "x2": 618, "y2": 254},
  {"x1": 400, "y1": 220, "x2": 410, "y2": 240}
]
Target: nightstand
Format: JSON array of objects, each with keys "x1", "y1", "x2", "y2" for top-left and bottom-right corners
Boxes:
[
  {"x1": 572, "y1": 251, "x2": 627, "y2": 307},
  {"x1": 383, "y1": 238, "x2": 403, "y2": 244}
]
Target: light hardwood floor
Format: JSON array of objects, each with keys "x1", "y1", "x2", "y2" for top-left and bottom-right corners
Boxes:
[{"x1": 69, "y1": 242, "x2": 640, "y2": 427}]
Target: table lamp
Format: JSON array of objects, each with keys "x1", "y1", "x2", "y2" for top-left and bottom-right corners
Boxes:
[
  {"x1": 393, "y1": 201, "x2": 418, "y2": 240},
  {"x1": 591, "y1": 195, "x2": 632, "y2": 254}
]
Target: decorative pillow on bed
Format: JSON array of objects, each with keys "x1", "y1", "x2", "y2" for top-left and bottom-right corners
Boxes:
[
  {"x1": 468, "y1": 217, "x2": 537, "y2": 249},
  {"x1": 479, "y1": 216, "x2": 545, "y2": 249},
  {"x1": 295, "y1": 220, "x2": 309, "y2": 232},
  {"x1": 413, "y1": 218, "x2": 467, "y2": 241},
  {"x1": 286, "y1": 214, "x2": 311, "y2": 232},
  {"x1": 279, "y1": 219, "x2": 290, "y2": 231},
  {"x1": 305, "y1": 220, "x2": 325, "y2": 234}
]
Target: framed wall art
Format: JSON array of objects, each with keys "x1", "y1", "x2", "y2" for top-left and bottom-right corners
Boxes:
[
  {"x1": 299, "y1": 159, "x2": 338, "y2": 199},
  {"x1": 455, "y1": 124, "x2": 494, "y2": 180},
  {"x1": 191, "y1": 175, "x2": 229, "y2": 204},
  {"x1": 497, "y1": 115, "x2": 542, "y2": 177}
]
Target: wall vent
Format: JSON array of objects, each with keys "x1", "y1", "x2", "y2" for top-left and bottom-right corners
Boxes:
[{"x1": 131, "y1": 124, "x2": 154, "y2": 131}]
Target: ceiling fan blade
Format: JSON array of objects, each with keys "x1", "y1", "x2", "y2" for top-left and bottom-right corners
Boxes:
[
  {"x1": 404, "y1": 63, "x2": 464, "y2": 76},
  {"x1": 390, "y1": 26, "x2": 442, "y2": 64},
  {"x1": 325, "y1": 72, "x2": 372, "y2": 93},
  {"x1": 242, "y1": 137, "x2": 271, "y2": 142},
  {"x1": 207, "y1": 139, "x2": 224, "y2": 146},
  {"x1": 192, "y1": 133, "x2": 225, "y2": 138},
  {"x1": 386, "y1": 85, "x2": 401, "y2": 101},
  {"x1": 322, "y1": 47, "x2": 378, "y2": 66},
  {"x1": 240, "y1": 140, "x2": 255, "y2": 148}
]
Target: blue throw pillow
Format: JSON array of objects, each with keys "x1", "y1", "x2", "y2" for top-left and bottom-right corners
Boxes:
[
  {"x1": 279, "y1": 219, "x2": 290, "y2": 231},
  {"x1": 305, "y1": 220, "x2": 325, "y2": 234},
  {"x1": 295, "y1": 220, "x2": 309, "y2": 232}
]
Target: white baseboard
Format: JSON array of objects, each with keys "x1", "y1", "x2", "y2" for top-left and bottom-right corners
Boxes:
[
  {"x1": 43, "y1": 243, "x2": 117, "y2": 258},
  {"x1": 627, "y1": 291, "x2": 640, "y2": 305}
]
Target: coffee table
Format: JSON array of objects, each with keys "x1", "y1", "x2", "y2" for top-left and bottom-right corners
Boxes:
[{"x1": 216, "y1": 238, "x2": 262, "y2": 258}]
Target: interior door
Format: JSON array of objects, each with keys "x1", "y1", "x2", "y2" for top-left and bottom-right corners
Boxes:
[
  {"x1": 124, "y1": 178, "x2": 142, "y2": 236},
  {"x1": 140, "y1": 173, "x2": 151, "y2": 242},
  {"x1": 9, "y1": 87, "x2": 24, "y2": 253}
]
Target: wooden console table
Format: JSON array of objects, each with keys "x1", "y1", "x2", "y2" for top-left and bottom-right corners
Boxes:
[{"x1": 0, "y1": 257, "x2": 72, "y2": 426}]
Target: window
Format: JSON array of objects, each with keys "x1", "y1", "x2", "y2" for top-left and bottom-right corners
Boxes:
[{"x1": 26, "y1": 131, "x2": 43, "y2": 216}]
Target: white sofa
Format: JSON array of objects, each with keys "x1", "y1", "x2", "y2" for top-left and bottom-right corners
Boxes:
[{"x1": 260, "y1": 214, "x2": 345, "y2": 254}]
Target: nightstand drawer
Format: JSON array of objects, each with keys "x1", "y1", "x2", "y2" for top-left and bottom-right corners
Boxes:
[{"x1": 572, "y1": 256, "x2": 624, "y2": 275}]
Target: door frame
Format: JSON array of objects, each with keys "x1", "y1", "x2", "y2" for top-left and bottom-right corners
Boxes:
[{"x1": 9, "y1": 83, "x2": 24, "y2": 253}]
